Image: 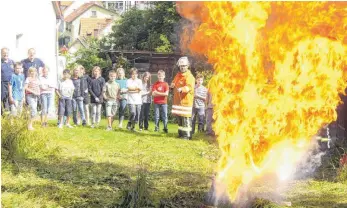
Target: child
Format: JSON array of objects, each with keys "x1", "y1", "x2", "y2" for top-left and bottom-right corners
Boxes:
[
  {"x1": 56, "y1": 69, "x2": 75, "y2": 128},
  {"x1": 115, "y1": 68, "x2": 128, "y2": 128},
  {"x1": 103, "y1": 70, "x2": 120, "y2": 131},
  {"x1": 72, "y1": 67, "x2": 86, "y2": 126},
  {"x1": 24, "y1": 67, "x2": 41, "y2": 130},
  {"x1": 192, "y1": 74, "x2": 208, "y2": 134},
  {"x1": 152, "y1": 70, "x2": 169, "y2": 133},
  {"x1": 139, "y1": 72, "x2": 152, "y2": 131},
  {"x1": 126, "y1": 68, "x2": 142, "y2": 131},
  {"x1": 39, "y1": 67, "x2": 54, "y2": 127},
  {"x1": 205, "y1": 90, "x2": 215, "y2": 136},
  {"x1": 8, "y1": 62, "x2": 25, "y2": 117},
  {"x1": 80, "y1": 65, "x2": 91, "y2": 125},
  {"x1": 89, "y1": 66, "x2": 105, "y2": 128}
]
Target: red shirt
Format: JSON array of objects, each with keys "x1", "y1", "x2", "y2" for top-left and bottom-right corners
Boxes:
[{"x1": 152, "y1": 81, "x2": 169, "y2": 104}]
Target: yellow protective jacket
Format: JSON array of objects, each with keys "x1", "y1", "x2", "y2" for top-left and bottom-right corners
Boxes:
[{"x1": 171, "y1": 70, "x2": 195, "y2": 117}]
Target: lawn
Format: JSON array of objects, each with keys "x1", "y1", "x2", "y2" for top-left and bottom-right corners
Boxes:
[{"x1": 1, "y1": 119, "x2": 347, "y2": 208}]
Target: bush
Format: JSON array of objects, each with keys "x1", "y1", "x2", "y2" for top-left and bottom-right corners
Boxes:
[
  {"x1": 1, "y1": 111, "x2": 60, "y2": 168},
  {"x1": 337, "y1": 153, "x2": 347, "y2": 183}
]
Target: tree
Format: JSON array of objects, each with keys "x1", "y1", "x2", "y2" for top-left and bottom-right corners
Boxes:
[
  {"x1": 66, "y1": 38, "x2": 111, "y2": 74},
  {"x1": 102, "y1": 2, "x2": 180, "y2": 52}
]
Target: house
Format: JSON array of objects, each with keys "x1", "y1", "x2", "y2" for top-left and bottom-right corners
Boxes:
[
  {"x1": 59, "y1": 2, "x2": 119, "y2": 48},
  {"x1": 104, "y1": 1, "x2": 153, "y2": 14},
  {"x1": 0, "y1": 1, "x2": 63, "y2": 115}
]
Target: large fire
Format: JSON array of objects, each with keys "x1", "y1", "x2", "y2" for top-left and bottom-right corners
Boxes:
[{"x1": 177, "y1": 2, "x2": 347, "y2": 201}]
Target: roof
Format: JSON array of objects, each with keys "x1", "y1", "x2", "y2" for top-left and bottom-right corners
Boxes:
[
  {"x1": 52, "y1": 1, "x2": 63, "y2": 19},
  {"x1": 70, "y1": 36, "x2": 89, "y2": 48},
  {"x1": 64, "y1": 3, "x2": 116, "y2": 23},
  {"x1": 60, "y1": 1, "x2": 73, "y2": 7},
  {"x1": 79, "y1": 18, "x2": 113, "y2": 37}
]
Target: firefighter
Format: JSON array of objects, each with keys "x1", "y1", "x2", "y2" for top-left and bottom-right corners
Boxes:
[{"x1": 170, "y1": 57, "x2": 195, "y2": 139}]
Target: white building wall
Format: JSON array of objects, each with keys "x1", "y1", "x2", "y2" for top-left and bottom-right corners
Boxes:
[{"x1": 0, "y1": 1, "x2": 59, "y2": 116}]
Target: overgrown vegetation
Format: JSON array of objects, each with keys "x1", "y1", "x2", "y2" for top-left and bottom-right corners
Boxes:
[
  {"x1": 2, "y1": 117, "x2": 346, "y2": 207},
  {"x1": 63, "y1": 38, "x2": 112, "y2": 73},
  {"x1": 1, "y1": 113, "x2": 59, "y2": 171},
  {"x1": 101, "y1": 2, "x2": 180, "y2": 52}
]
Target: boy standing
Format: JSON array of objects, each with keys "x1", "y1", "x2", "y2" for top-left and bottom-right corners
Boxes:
[
  {"x1": 192, "y1": 74, "x2": 208, "y2": 134},
  {"x1": 56, "y1": 69, "x2": 75, "y2": 129},
  {"x1": 152, "y1": 70, "x2": 169, "y2": 133},
  {"x1": 126, "y1": 68, "x2": 142, "y2": 131},
  {"x1": 8, "y1": 62, "x2": 25, "y2": 117},
  {"x1": 103, "y1": 70, "x2": 120, "y2": 131},
  {"x1": 72, "y1": 67, "x2": 86, "y2": 126}
]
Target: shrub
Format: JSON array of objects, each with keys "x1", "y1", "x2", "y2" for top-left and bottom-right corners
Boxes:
[
  {"x1": 1, "y1": 111, "x2": 60, "y2": 168},
  {"x1": 337, "y1": 153, "x2": 347, "y2": 183}
]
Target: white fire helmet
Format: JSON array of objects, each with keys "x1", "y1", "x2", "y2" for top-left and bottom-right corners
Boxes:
[{"x1": 177, "y1": 56, "x2": 190, "y2": 67}]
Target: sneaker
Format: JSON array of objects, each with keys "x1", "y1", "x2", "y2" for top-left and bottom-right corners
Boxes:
[
  {"x1": 28, "y1": 126, "x2": 35, "y2": 131},
  {"x1": 118, "y1": 124, "x2": 123, "y2": 129},
  {"x1": 91, "y1": 124, "x2": 95, "y2": 128},
  {"x1": 144, "y1": 128, "x2": 148, "y2": 131},
  {"x1": 106, "y1": 127, "x2": 112, "y2": 131},
  {"x1": 139, "y1": 128, "x2": 143, "y2": 131},
  {"x1": 58, "y1": 124, "x2": 63, "y2": 129},
  {"x1": 154, "y1": 128, "x2": 159, "y2": 132},
  {"x1": 82, "y1": 120, "x2": 87, "y2": 126},
  {"x1": 163, "y1": 129, "x2": 168, "y2": 133},
  {"x1": 66, "y1": 124, "x2": 74, "y2": 128}
]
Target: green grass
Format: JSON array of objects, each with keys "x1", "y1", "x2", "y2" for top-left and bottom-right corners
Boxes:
[{"x1": 2, "y1": 119, "x2": 347, "y2": 208}]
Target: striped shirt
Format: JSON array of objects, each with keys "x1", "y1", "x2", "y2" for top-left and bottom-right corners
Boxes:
[
  {"x1": 194, "y1": 85, "x2": 208, "y2": 108},
  {"x1": 25, "y1": 77, "x2": 41, "y2": 95},
  {"x1": 141, "y1": 82, "x2": 152, "y2": 104}
]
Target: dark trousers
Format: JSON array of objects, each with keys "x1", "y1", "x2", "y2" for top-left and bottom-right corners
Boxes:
[
  {"x1": 127, "y1": 104, "x2": 141, "y2": 129},
  {"x1": 139, "y1": 103, "x2": 150, "y2": 129},
  {"x1": 1, "y1": 82, "x2": 9, "y2": 114},
  {"x1": 177, "y1": 116, "x2": 192, "y2": 139},
  {"x1": 192, "y1": 107, "x2": 205, "y2": 133}
]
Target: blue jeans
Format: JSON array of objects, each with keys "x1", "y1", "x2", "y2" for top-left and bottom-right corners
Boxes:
[
  {"x1": 154, "y1": 104, "x2": 168, "y2": 131},
  {"x1": 26, "y1": 94, "x2": 38, "y2": 118},
  {"x1": 40, "y1": 93, "x2": 52, "y2": 116},
  {"x1": 119, "y1": 99, "x2": 127, "y2": 121},
  {"x1": 72, "y1": 98, "x2": 86, "y2": 124}
]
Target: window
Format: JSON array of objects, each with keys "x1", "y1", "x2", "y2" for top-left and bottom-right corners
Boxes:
[
  {"x1": 16, "y1": 33, "x2": 23, "y2": 48},
  {"x1": 93, "y1": 29, "x2": 99, "y2": 37},
  {"x1": 115, "y1": 1, "x2": 124, "y2": 11},
  {"x1": 65, "y1": 23, "x2": 71, "y2": 32},
  {"x1": 91, "y1": 11, "x2": 97, "y2": 17}
]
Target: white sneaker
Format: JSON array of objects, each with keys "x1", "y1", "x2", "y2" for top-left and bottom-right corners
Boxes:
[
  {"x1": 118, "y1": 124, "x2": 123, "y2": 129},
  {"x1": 66, "y1": 124, "x2": 74, "y2": 128},
  {"x1": 91, "y1": 124, "x2": 95, "y2": 128},
  {"x1": 106, "y1": 127, "x2": 112, "y2": 131},
  {"x1": 58, "y1": 124, "x2": 63, "y2": 129}
]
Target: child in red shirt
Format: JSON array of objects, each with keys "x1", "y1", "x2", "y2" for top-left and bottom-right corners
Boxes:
[{"x1": 152, "y1": 70, "x2": 169, "y2": 133}]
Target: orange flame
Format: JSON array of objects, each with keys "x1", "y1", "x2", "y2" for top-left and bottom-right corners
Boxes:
[{"x1": 177, "y1": 2, "x2": 347, "y2": 201}]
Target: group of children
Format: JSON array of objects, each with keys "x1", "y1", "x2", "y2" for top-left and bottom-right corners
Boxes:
[{"x1": 8, "y1": 63, "x2": 215, "y2": 136}]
